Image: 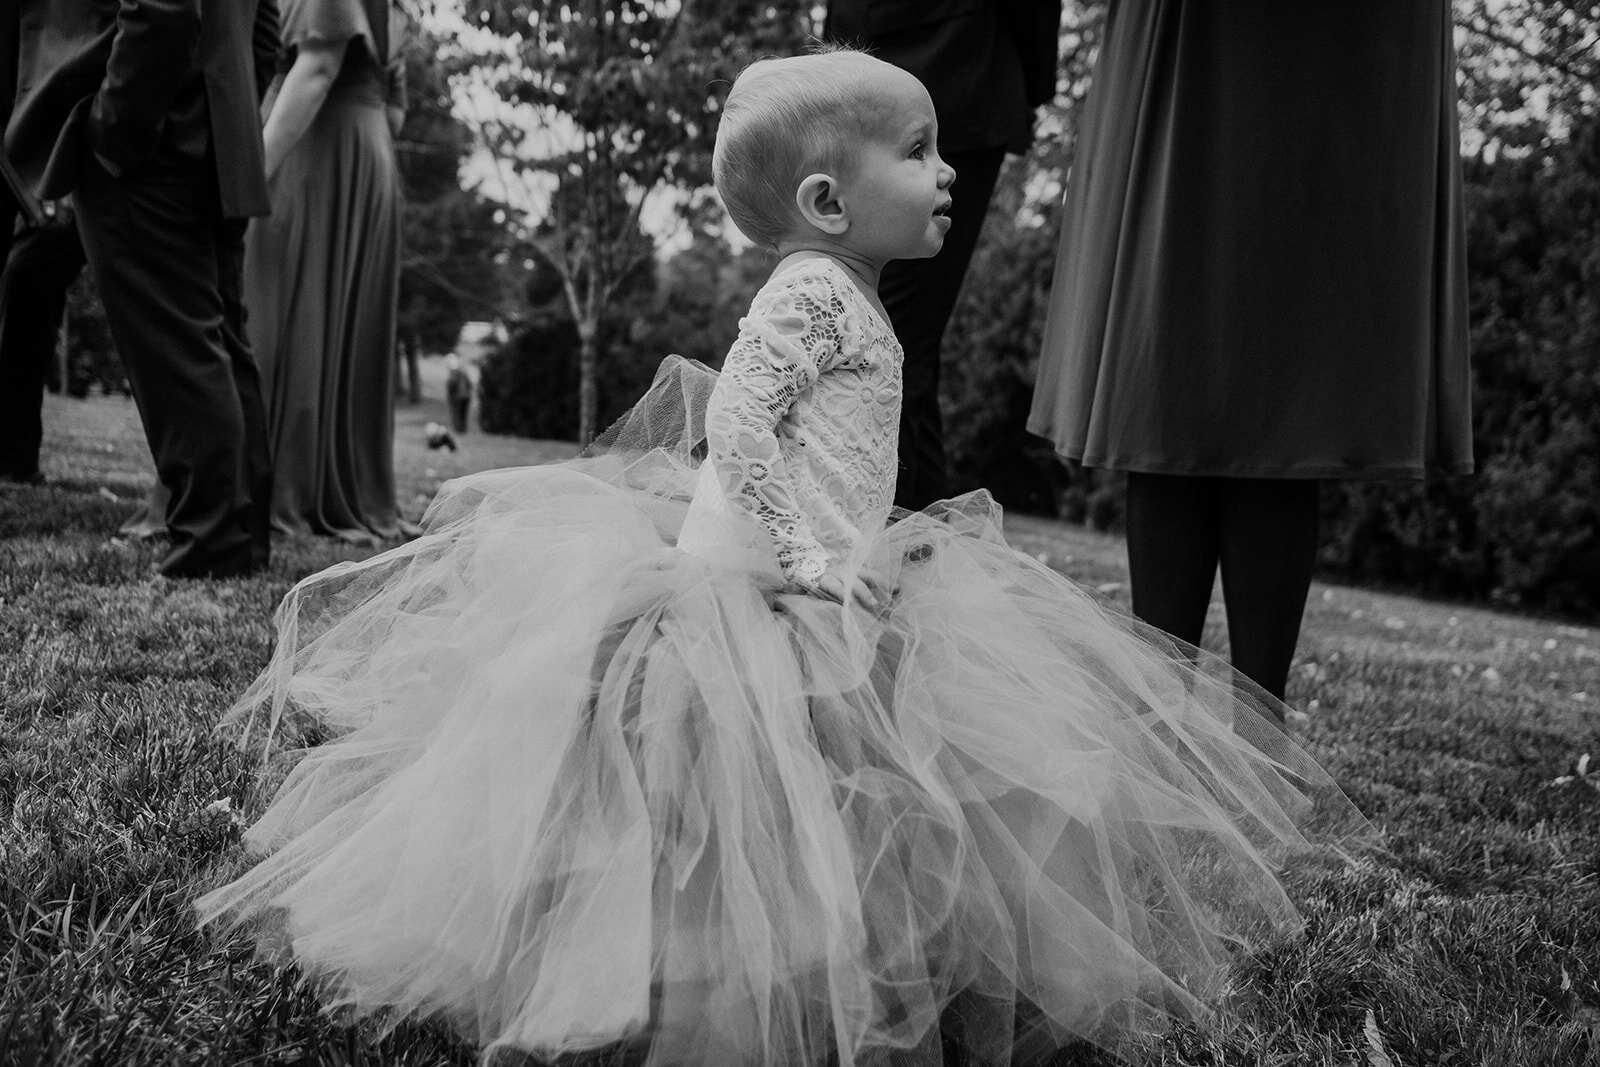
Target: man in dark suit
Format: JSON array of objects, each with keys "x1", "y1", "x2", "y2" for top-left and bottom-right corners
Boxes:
[
  {"x1": 4, "y1": 0, "x2": 279, "y2": 577},
  {"x1": 826, "y1": 0, "x2": 1060, "y2": 511}
]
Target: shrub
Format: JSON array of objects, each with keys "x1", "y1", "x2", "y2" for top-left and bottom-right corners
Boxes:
[
  {"x1": 478, "y1": 239, "x2": 767, "y2": 442},
  {"x1": 477, "y1": 310, "x2": 663, "y2": 441},
  {"x1": 61, "y1": 273, "x2": 125, "y2": 398},
  {"x1": 1315, "y1": 115, "x2": 1600, "y2": 617}
]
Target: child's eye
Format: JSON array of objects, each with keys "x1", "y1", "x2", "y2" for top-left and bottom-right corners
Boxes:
[{"x1": 909, "y1": 143, "x2": 926, "y2": 161}]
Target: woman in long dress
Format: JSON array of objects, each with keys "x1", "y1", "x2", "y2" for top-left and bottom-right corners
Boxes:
[
  {"x1": 250, "y1": 0, "x2": 409, "y2": 543},
  {"x1": 1029, "y1": 2, "x2": 1473, "y2": 704}
]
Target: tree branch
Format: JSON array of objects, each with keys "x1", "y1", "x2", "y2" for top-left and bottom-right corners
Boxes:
[
  {"x1": 1458, "y1": 12, "x2": 1599, "y2": 86},
  {"x1": 602, "y1": 247, "x2": 654, "y2": 307},
  {"x1": 400, "y1": 256, "x2": 507, "y2": 318}
]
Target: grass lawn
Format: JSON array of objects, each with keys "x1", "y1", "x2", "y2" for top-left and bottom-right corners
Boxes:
[{"x1": 3, "y1": 370, "x2": 1599, "y2": 1065}]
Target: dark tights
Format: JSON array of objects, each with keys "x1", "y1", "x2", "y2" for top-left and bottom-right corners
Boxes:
[{"x1": 1124, "y1": 473, "x2": 1321, "y2": 704}]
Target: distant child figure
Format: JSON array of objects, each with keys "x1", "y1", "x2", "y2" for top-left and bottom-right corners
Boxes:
[
  {"x1": 445, "y1": 352, "x2": 473, "y2": 434},
  {"x1": 199, "y1": 50, "x2": 1363, "y2": 1066},
  {"x1": 422, "y1": 420, "x2": 458, "y2": 452}
]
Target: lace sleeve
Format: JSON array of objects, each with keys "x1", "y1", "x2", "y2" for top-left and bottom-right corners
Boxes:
[{"x1": 704, "y1": 269, "x2": 844, "y2": 585}]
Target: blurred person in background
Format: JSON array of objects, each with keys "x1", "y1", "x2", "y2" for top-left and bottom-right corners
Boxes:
[{"x1": 445, "y1": 352, "x2": 472, "y2": 435}]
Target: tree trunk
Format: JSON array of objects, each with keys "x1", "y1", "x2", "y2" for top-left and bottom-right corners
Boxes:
[
  {"x1": 577, "y1": 318, "x2": 599, "y2": 445},
  {"x1": 407, "y1": 332, "x2": 422, "y2": 403},
  {"x1": 395, "y1": 336, "x2": 419, "y2": 403}
]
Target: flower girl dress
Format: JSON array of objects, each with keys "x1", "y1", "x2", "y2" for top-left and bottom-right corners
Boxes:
[{"x1": 198, "y1": 257, "x2": 1364, "y2": 1065}]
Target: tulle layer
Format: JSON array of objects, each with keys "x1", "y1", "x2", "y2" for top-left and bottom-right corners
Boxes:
[{"x1": 198, "y1": 360, "x2": 1364, "y2": 1065}]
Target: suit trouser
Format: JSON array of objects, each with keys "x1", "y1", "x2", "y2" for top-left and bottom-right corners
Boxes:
[
  {"x1": 879, "y1": 146, "x2": 1006, "y2": 512},
  {"x1": 0, "y1": 209, "x2": 87, "y2": 479},
  {"x1": 73, "y1": 155, "x2": 272, "y2": 577}
]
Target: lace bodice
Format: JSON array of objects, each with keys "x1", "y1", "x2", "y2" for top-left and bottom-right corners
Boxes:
[{"x1": 694, "y1": 257, "x2": 903, "y2": 584}]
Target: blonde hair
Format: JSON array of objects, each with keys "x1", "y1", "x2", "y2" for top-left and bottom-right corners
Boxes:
[{"x1": 713, "y1": 49, "x2": 898, "y2": 250}]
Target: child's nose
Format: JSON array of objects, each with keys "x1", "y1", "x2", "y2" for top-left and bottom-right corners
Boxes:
[{"x1": 939, "y1": 162, "x2": 956, "y2": 188}]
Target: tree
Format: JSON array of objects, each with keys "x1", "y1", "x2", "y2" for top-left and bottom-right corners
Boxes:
[
  {"x1": 478, "y1": 226, "x2": 772, "y2": 440},
  {"x1": 454, "y1": 0, "x2": 814, "y2": 442},
  {"x1": 395, "y1": 19, "x2": 513, "y2": 364},
  {"x1": 1455, "y1": 0, "x2": 1599, "y2": 156}
]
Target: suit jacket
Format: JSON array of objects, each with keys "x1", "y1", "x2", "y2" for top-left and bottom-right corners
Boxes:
[
  {"x1": 1, "y1": 1, "x2": 17, "y2": 128},
  {"x1": 4, "y1": 0, "x2": 279, "y2": 219},
  {"x1": 1, "y1": 0, "x2": 24, "y2": 219},
  {"x1": 826, "y1": 0, "x2": 1061, "y2": 154}
]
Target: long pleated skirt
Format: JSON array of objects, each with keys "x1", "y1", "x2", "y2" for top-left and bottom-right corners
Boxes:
[
  {"x1": 247, "y1": 82, "x2": 402, "y2": 541},
  {"x1": 1029, "y1": 1, "x2": 1473, "y2": 479}
]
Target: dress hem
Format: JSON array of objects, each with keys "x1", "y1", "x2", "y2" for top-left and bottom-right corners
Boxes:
[{"x1": 1026, "y1": 436, "x2": 1474, "y2": 481}]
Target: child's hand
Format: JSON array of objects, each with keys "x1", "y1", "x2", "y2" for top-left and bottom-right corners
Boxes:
[{"x1": 807, "y1": 565, "x2": 896, "y2": 613}]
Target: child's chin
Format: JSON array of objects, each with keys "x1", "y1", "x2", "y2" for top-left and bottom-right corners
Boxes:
[
  {"x1": 900, "y1": 237, "x2": 945, "y2": 260},
  {"x1": 887, "y1": 237, "x2": 944, "y2": 261}
]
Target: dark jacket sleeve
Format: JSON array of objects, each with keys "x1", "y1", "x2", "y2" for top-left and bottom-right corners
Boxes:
[
  {"x1": 826, "y1": 0, "x2": 978, "y2": 40},
  {"x1": 1000, "y1": 0, "x2": 1062, "y2": 108},
  {"x1": 87, "y1": 0, "x2": 203, "y2": 175},
  {"x1": 254, "y1": 0, "x2": 284, "y2": 101},
  {"x1": 1, "y1": 1, "x2": 18, "y2": 129}
]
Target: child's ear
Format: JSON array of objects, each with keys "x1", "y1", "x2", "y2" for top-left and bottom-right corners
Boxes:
[{"x1": 796, "y1": 173, "x2": 849, "y2": 235}]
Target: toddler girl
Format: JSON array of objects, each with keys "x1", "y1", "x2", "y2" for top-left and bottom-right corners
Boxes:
[{"x1": 200, "y1": 49, "x2": 1363, "y2": 1066}]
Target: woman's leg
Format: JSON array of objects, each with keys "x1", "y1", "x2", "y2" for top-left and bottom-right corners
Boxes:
[
  {"x1": 1124, "y1": 472, "x2": 1222, "y2": 648},
  {"x1": 1217, "y1": 478, "x2": 1321, "y2": 703}
]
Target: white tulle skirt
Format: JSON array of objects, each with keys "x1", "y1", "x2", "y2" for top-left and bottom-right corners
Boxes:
[{"x1": 197, "y1": 360, "x2": 1365, "y2": 1065}]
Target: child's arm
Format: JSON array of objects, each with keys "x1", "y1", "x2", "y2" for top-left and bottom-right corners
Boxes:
[{"x1": 705, "y1": 271, "x2": 842, "y2": 587}]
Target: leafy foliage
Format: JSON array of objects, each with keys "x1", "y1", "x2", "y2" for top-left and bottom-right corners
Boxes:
[
  {"x1": 1455, "y1": 0, "x2": 1600, "y2": 153},
  {"x1": 1322, "y1": 111, "x2": 1600, "y2": 616},
  {"x1": 60, "y1": 270, "x2": 123, "y2": 398},
  {"x1": 478, "y1": 232, "x2": 772, "y2": 439},
  {"x1": 452, "y1": 0, "x2": 814, "y2": 440},
  {"x1": 395, "y1": 22, "x2": 511, "y2": 354}
]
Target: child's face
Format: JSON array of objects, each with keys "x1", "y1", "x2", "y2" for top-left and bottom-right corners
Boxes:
[{"x1": 838, "y1": 69, "x2": 956, "y2": 265}]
